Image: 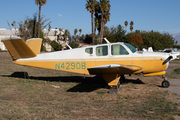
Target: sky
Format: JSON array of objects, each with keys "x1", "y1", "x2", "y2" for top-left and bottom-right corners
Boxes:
[{"x1": 0, "y1": 0, "x2": 180, "y2": 35}]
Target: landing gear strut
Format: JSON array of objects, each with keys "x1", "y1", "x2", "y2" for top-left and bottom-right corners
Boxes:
[
  {"x1": 161, "y1": 75, "x2": 170, "y2": 88},
  {"x1": 108, "y1": 75, "x2": 125, "y2": 94}
]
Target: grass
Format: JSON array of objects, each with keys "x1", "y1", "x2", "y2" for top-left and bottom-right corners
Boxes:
[
  {"x1": 166, "y1": 68, "x2": 180, "y2": 78},
  {"x1": 0, "y1": 52, "x2": 180, "y2": 119},
  {"x1": 174, "y1": 68, "x2": 180, "y2": 74},
  {"x1": 173, "y1": 58, "x2": 180, "y2": 61}
]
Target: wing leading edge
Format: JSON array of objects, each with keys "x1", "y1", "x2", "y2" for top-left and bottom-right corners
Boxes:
[{"x1": 88, "y1": 64, "x2": 142, "y2": 75}]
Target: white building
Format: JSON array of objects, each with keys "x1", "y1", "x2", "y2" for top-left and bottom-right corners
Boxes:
[
  {"x1": 0, "y1": 29, "x2": 19, "y2": 50},
  {"x1": 0, "y1": 28, "x2": 67, "y2": 51}
]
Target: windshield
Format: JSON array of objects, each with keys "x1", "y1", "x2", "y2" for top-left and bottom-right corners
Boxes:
[{"x1": 124, "y1": 43, "x2": 137, "y2": 53}]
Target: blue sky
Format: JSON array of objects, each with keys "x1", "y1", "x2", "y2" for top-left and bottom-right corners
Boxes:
[{"x1": 0, "y1": 0, "x2": 179, "y2": 35}]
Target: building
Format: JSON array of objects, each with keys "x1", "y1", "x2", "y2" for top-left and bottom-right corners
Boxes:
[
  {"x1": 0, "y1": 29, "x2": 19, "y2": 50},
  {"x1": 0, "y1": 29, "x2": 68, "y2": 51}
]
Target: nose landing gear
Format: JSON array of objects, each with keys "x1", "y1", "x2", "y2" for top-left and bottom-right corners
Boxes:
[
  {"x1": 162, "y1": 75, "x2": 170, "y2": 88},
  {"x1": 162, "y1": 80, "x2": 170, "y2": 88}
]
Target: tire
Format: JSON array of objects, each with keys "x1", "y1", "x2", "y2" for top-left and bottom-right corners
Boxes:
[{"x1": 162, "y1": 80, "x2": 170, "y2": 88}]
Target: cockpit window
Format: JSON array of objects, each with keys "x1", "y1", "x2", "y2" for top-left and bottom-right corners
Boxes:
[
  {"x1": 96, "y1": 45, "x2": 108, "y2": 56},
  {"x1": 111, "y1": 44, "x2": 129, "y2": 55},
  {"x1": 85, "y1": 48, "x2": 93, "y2": 54},
  {"x1": 124, "y1": 43, "x2": 137, "y2": 53}
]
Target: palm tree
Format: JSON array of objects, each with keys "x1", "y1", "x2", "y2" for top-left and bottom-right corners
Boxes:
[
  {"x1": 74, "y1": 29, "x2": 78, "y2": 36},
  {"x1": 94, "y1": 14, "x2": 101, "y2": 41},
  {"x1": 47, "y1": 24, "x2": 51, "y2": 36},
  {"x1": 124, "y1": 21, "x2": 128, "y2": 31},
  {"x1": 35, "y1": 0, "x2": 47, "y2": 38},
  {"x1": 130, "y1": 21, "x2": 134, "y2": 26},
  {"x1": 130, "y1": 21, "x2": 134, "y2": 31},
  {"x1": 74, "y1": 29, "x2": 78, "y2": 41},
  {"x1": 64, "y1": 29, "x2": 70, "y2": 42},
  {"x1": 79, "y1": 29, "x2": 82, "y2": 36},
  {"x1": 130, "y1": 26, "x2": 133, "y2": 32},
  {"x1": 175, "y1": 41, "x2": 178, "y2": 45},
  {"x1": 98, "y1": 0, "x2": 111, "y2": 43},
  {"x1": 86, "y1": 0, "x2": 96, "y2": 44}
]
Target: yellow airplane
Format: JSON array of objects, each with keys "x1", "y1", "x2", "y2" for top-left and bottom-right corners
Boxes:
[{"x1": 2, "y1": 37, "x2": 179, "y2": 93}]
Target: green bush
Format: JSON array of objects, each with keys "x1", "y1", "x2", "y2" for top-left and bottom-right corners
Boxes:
[
  {"x1": 41, "y1": 44, "x2": 47, "y2": 52},
  {"x1": 174, "y1": 68, "x2": 180, "y2": 74},
  {"x1": 50, "y1": 41, "x2": 62, "y2": 51},
  {"x1": 67, "y1": 41, "x2": 79, "y2": 49}
]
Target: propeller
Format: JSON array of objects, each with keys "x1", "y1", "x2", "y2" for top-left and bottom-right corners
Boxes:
[{"x1": 163, "y1": 56, "x2": 173, "y2": 65}]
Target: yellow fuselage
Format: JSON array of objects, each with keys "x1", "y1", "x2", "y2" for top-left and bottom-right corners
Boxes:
[{"x1": 14, "y1": 56, "x2": 166, "y2": 75}]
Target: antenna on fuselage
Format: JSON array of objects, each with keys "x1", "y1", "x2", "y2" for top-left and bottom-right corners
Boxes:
[
  {"x1": 66, "y1": 43, "x2": 72, "y2": 49},
  {"x1": 104, "y1": 38, "x2": 110, "y2": 44}
]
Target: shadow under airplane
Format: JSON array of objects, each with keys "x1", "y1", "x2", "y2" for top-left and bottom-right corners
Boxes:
[{"x1": 1, "y1": 72, "x2": 145, "y2": 92}]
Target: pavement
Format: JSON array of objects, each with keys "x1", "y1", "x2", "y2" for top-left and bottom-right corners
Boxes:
[{"x1": 161, "y1": 79, "x2": 180, "y2": 98}]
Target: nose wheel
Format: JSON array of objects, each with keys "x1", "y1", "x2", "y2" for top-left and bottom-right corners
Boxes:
[{"x1": 162, "y1": 80, "x2": 170, "y2": 88}]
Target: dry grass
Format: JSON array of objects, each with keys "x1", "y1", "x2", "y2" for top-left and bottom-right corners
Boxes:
[{"x1": 0, "y1": 52, "x2": 180, "y2": 120}]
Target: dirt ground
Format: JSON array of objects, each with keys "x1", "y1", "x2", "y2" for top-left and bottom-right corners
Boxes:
[{"x1": 0, "y1": 51, "x2": 180, "y2": 120}]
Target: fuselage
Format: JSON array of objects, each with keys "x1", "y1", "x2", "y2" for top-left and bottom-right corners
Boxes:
[{"x1": 14, "y1": 42, "x2": 170, "y2": 75}]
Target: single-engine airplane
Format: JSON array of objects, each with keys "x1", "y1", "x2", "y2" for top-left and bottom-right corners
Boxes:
[{"x1": 2, "y1": 37, "x2": 179, "y2": 93}]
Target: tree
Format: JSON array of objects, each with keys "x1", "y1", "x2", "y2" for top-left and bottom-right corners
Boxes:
[
  {"x1": 94, "y1": 13, "x2": 101, "y2": 40},
  {"x1": 35, "y1": 0, "x2": 47, "y2": 38},
  {"x1": 80, "y1": 34, "x2": 85, "y2": 41},
  {"x1": 79, "y1": 29, "x2": 82, "y2": 36},
  {"x1": 74, "y1": 29, "x2": 78, "y2": 36},
  {"x1": 86, "y1": 0, "x2": 96, "y2": 44},
  {"x1": 17, "y1": 15, "x2": 50, "y2": 40},
  {"x1": 124, "y1": 21, "x2": 128, "y2": 31},
  {"x1": 47, "y1": 24, "x2": 51, "y2": 35},
  {"x1": 64, "y1": 29, "x2": 70, "y2": 42},
  {"x1": 74, "y1": 28, "x2": 78, "y2": 41},
  {"x1": 175, "y1": 41, "x2": 178, "y2": 45},
  {"x1": 11, "y1": 21, "x2": 18, "y2": 35},
  {"x1": 57, "y1": 28, "x2": 64, "y2": 41},
  {"x1": 103, "y1": 25, "x2": 126, "y2": 43},
  {"x1": 115, "y1": 25, "x2": 126, "y2": 42},
  {"x1": 67, "y1": 41, "x2": 79, "y2": 49},
  {"x1": 130, "y1": 21, "x2": 134, "y2": 31},
  {"x1": 125, "y1": 30, "x2": 174, "y2": 50},
  {"x1": 95, "y1": 0, "x2": 111, "y2": 43},
  {"x1": 11, "y1": 14, "x2": 51, "y2": 51},
  {"x1": 50, "y1": 40, "x2": 62, "y2": 51},
  {"x1": 129, "y1": 34, "x2": 143, "y2": 47}
]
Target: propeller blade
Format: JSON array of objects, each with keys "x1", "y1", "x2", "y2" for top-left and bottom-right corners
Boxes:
[{"x1": 163, "y1": 56, "x2": 173, "y2": 65}]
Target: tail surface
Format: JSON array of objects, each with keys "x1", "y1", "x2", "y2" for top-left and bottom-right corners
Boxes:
[
  {"x1": 26, "y1": 38, "x2": 42, "y2": 54},
  {"x1": 1, "y1": 37, "x2": 41, "y2": 60}
]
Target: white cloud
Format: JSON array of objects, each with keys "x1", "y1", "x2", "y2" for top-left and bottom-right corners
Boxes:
[{"x1": 58, "y1": 13, "x2": 62, "y2": 17}]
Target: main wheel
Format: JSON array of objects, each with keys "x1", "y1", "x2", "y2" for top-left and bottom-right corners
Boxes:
[{"x1": 162, "y1": 80, "x2": 170, "y2": 88}]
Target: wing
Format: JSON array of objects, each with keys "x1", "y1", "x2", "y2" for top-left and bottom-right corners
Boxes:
[{"x1": 87, "y1": 64, "x2": 142, "y2": 75}]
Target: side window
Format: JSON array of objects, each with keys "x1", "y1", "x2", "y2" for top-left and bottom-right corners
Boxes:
[
  {"x1": 111, "y1": 44, "x2": 129, "y2": 55},
  {"x1": 96, "y1": 45, "x2": 108, "y2": 56},
  {"x1": 85, "y1": 48, "x2": 93, "y2": 54}
]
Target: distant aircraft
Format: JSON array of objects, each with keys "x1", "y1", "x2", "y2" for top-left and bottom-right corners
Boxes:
[
  {"x1": 142, "y1": 47, "x2": 153, "y2": 52},
  {"x1": 2, "y1": 37, "x2": 179, "y2": 93},
  {"x1": 163, "y1": 48, "x2": 180, "y2": 59}
]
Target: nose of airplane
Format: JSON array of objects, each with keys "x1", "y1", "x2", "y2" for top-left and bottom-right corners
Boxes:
[
  {"x1": 163, "y1": 52, "x2": 179, "y2": 69},
  {"x1": 163, "y1": 55, "x2": 172, "y2": 65}
]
